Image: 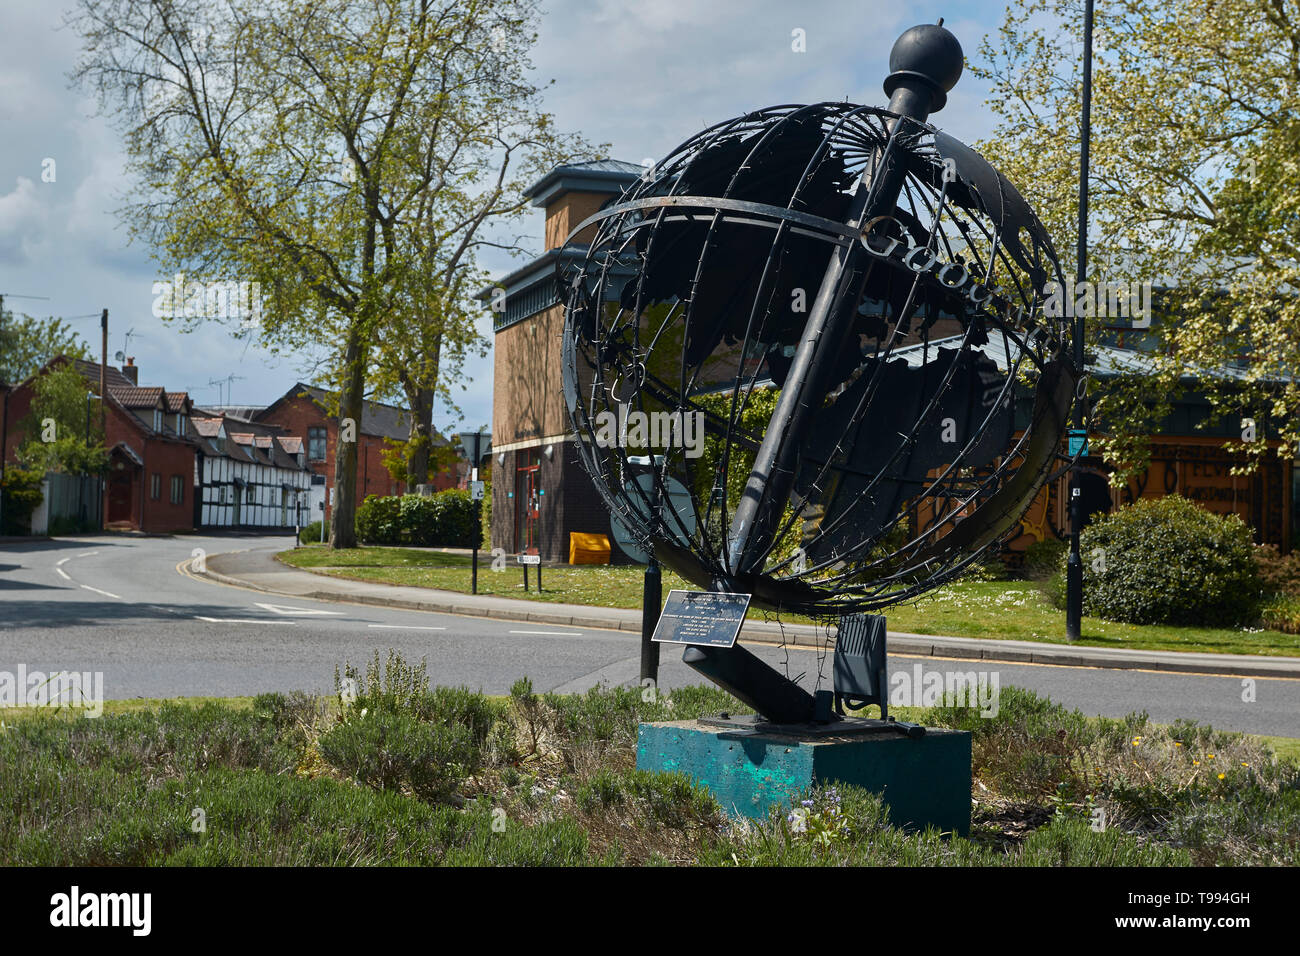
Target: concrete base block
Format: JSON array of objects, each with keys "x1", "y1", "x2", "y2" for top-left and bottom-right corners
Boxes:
[{"x1": 636, "y1": 718, "x2": 971, "y2": 835}]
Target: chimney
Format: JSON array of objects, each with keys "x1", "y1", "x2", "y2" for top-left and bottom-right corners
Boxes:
[{"x1": 121, "y1": 356, "x2": 138, "y2": 385}]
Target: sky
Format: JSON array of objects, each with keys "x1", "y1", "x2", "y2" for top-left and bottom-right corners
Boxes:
[{"x1": 0, "y1": 0, "x2": 1017, "y2": 434}]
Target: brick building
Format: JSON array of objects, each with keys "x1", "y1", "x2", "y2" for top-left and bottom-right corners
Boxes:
[
  {"x1": 2, "y1": 357, "x2": 198, "y2": 533},
  {"x1": 250, "y1": 383, "x2": 457, "y2": 527},
  {"x1": 482, "y1": 159, "x2": 645, "y2": 562}
]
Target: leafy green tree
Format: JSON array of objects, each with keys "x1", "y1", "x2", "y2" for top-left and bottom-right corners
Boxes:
[
  {"x1": 0, "y1": 314, "x2": 89, "y2": 385},
  {"x1": 380, "y1": 433, "x2": 461, "y2": 486},
  {"x1": 69, "y1": 0, "x2": 589, "y2": 545},
  {"x1": 973, "y1": 0, "x2": 1300, "y2": 480},
  {"x1": 17, "y1": 363, "x2": 108, "y2": 476}
]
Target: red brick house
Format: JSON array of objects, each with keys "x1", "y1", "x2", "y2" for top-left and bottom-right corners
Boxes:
[
  {"x1": 2, "y1": 357, "x2": 198, "y2": 533},
  {"x1": 251, "y1": 383, "x2": 458, "y2": 526}
]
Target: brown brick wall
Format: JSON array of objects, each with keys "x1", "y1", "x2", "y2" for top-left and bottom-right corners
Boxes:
[
  {"x1": 137, "y1": 437, "x2": 197, "y2": 532},
  {"x1": 543, "y1": 191, "x2": 618, "y2": 252}
]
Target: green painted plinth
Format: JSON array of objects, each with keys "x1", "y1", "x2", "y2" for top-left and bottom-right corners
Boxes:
[{"x1": 637, "y1": 718, "x2": 971, "y2": 835}]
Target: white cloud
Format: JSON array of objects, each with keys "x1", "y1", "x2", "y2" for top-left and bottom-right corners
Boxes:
[{"x1": 0, "y1": 177, "x2": 48, "y2": 263}]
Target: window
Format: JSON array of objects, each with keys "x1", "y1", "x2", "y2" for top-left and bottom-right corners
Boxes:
[
  {"x1": 177, "y1": 414, "x2": 187, "y2": 434},
  {"x1": 153, "y1": 409, "x2": 163, "y2": 432},
  {"x1": 150, "y1": 473, "x2": 161, "y2": 500},
  {"x1": 246, "y1": 486, "x2": 255, "y2": 504},
  {"x1": 308, "y1": 426, "x2": 327, "y2": 462},
  {"x1": 170, "y1": 475, "x2": 184, "y2": 505}
]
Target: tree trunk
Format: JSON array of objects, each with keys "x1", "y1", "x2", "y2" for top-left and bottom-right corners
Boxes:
[
  {"x1": 330, "y1": 322, "x2": 367, "y2": 548},
  {"x1": 405, "y1": 384, "x2": 434, "y2": 488}
]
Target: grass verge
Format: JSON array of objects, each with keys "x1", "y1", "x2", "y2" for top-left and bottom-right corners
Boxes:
[{"x1": 277, "y1": 546, "x2": 1300, "y2": 657}]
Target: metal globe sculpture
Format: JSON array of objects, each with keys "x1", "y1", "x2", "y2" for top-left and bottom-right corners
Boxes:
[{"x1": 559, "y1": 23, "x2": 1080, "y2": 720}]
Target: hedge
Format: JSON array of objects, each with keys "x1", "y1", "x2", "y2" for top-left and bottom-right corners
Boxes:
[
  {"x1": 355, "y1": 490, "x2": 480, "y2": 548},
  {"x1": 1065, "y1": 495, "x2": 1263, "y2": 627}
]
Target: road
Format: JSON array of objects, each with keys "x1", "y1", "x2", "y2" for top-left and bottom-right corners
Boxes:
[{"x1": 1, "y1": 533, "x2": 1297, "y2": 736}]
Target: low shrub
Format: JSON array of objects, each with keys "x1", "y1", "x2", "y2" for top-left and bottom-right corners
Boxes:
[
  {"x1": 336, "y1": 650, "x2": 498, "y2": 743},
  {"x1": 317, "y1": 709, "x2": 478, "y2": 802},
  {"x1": 1021, "y1": 537, "x2": 1067, "y2": 580},
  {"x1": 4, "y1": 678, "x2": 1296, "y2": 867},
  {"x1": 298, "y1": 520, "x2": 324, "y2": 544},
  {"x1": 1261, "y1": 594, "x2": 1300, "y2": 634},
  {"x1": 0, "y1": 466, "x2": 43, "y2": 535},
  {"x1": 1066, "y1": 495, "x2": 1263, "y2": 626},
  {"x1": 1254, "y1": 543, "x2": 1300, "y2": 598},
  {"x1": 354, "y1": 495, "x2": 401, "y2": 543}
]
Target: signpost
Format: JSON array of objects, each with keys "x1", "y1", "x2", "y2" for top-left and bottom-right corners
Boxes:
[
  {"x1": 458, "y1": 430, "x2": 491, "y2": 594},
  {"x1": 1066, "y1": 0, "x2": 1095, "y2": 644},
  {"x1": 517, "y1": 551, "x2": 540, "y2": 592},
  {"x1": 611, "y1": 470, "x2": 696, "y2": 686}
]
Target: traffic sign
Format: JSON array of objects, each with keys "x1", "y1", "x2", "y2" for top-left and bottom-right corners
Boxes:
[{"x1": 610, "y1": 474, "x2": 695, "y2": 564}]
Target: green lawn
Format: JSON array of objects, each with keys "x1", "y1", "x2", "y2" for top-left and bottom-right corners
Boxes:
[{"x1": 277, "y1": 546, "x2": 1300, "y2": 657}]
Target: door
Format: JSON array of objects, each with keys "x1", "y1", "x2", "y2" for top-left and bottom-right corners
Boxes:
[
  {"x1": 514, "y1": 459, "x2": 541, "y2": 553},
  {"x1": 107, "y1": 470, "x2": 133, "y2": 524}
]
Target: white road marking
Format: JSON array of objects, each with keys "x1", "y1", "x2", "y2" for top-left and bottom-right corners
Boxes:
[
  {"x1": 55, "y1": 567, "x2": 71, "y2": 580},
  {"x1": 56, "y1": 557, "x2": 71, "y2": 566},
  {"x1": 253, "y1": 602, "x2": 345, "y2": 616},
  {"x1": 80, "y1": 584, "x2": 121, "y2": 599},
  {"x1": 194, "y1": 616, "x2": 299, "y2": 625},
  {"x1": 509, "y1": 629, "x2": 583, "y2": 637},
  {"x1": 77, "y1": 551, "x2": 99, "y2": 558},
  {"x1": 367, "y1": 624, "x2": 447, "y2": 631}
]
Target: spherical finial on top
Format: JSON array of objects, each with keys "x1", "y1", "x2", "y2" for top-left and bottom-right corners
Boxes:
[{"x1": 882, "y1": 21, "x2": 964, "y2": 117}]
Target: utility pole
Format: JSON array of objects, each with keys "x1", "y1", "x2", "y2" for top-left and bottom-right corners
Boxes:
[
  {"x1": 99, "y1": 309, "x2": 109, "y2": 533},
  {"x1": 100, "y1": 310, "x2": 108, "y2": 438},
  {"x1": 1066, "y1": 0, "x2": 1095, "y2": 643}
]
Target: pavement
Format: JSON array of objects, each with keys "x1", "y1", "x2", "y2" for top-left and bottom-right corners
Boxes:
[{"x1": 200, "y1": 546, "x2": 1300, "y2": 680}]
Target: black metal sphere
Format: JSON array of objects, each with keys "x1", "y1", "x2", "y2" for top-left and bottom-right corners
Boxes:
[
  {"x1": 883, "y1": 23, "x2": 965, "y2": 111},
  {"x1": 559, "y1": 102, "x2": 1077, "y2": 617}
]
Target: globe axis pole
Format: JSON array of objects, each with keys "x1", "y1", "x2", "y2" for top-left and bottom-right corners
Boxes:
[
  {"x1": 1066, "y1": 0, "x2": 1095, "y2": 643},
  {"x1": 722, "y1": 21, "x2": 965, "y2": 581}
]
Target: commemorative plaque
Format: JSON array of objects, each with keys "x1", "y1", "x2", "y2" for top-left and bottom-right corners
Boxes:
[{"x1": 651, "y1": 589, "x2": 751, "y2": 648}]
